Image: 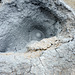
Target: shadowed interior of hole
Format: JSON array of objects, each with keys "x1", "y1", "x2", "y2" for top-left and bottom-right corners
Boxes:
[
  {"x1": 0, "y1": 0, "x2": 1, "y2": 3},
  {"x1": 0, "y1": 4, "x2": 59, "y2": 53},
  {"x1": 0, "y1": 18, "x2": 57, "y2": 53}
]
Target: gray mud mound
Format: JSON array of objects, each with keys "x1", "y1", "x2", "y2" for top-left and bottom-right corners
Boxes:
[{"x1": 0, "y1": 0, "x2": 75, "y2": 75}]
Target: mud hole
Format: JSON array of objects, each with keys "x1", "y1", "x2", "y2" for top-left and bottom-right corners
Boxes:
[{"x1": 0, "y1": 0, "x2": 75, "y2": 75}]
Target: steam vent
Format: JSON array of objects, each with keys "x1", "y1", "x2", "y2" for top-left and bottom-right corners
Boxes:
[{"x1": 0, "y1": 0, "x2": 75, "y2": 75}]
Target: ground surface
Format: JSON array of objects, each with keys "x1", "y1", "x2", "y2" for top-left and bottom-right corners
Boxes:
[{"x1": 64, "y1": 0, "x2": 75, "y2": 9}]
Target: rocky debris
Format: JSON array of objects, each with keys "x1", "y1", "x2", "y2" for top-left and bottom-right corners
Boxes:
[
  {"x1": 0, "y1": 37, "x2": 75, "y2": 75},
  {"x1": 0, "y1": 0, "x2": 75, "y2": 75},
  {"x1": 27, "y1": 36, "x2": 61, "y2": 51},
  {"x1": 26, "y1": 35, "x2": 74, "y2": 52}
]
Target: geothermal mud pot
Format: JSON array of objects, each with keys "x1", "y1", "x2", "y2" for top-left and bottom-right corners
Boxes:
[{"x1": 0, "y1": 0, "x2": 75, "y2": 75}]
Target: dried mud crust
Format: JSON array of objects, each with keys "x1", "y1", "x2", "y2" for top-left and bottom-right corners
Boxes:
[
  {"x1": 0, "y1": 33, "x2": 75, "y2": 75},
  {"x1": 0, "y1": 26, "x2": 75, "y2": 75}
]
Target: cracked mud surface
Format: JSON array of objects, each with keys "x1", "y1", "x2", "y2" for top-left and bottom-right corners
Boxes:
[
  {"x1": 0, "y1": 0, "x2": 75, "y2": 75},
  {"x1": 0, "y1": 36, "x2": 75, "y2": 75}
]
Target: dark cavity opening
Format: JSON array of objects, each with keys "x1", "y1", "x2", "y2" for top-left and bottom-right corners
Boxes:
[
  {"x1": 0, "y1": 3, "x2": 60, "y2": 53},
  {"x1": 0, "y1": 0, "x2": 2, "y2": 3}
]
